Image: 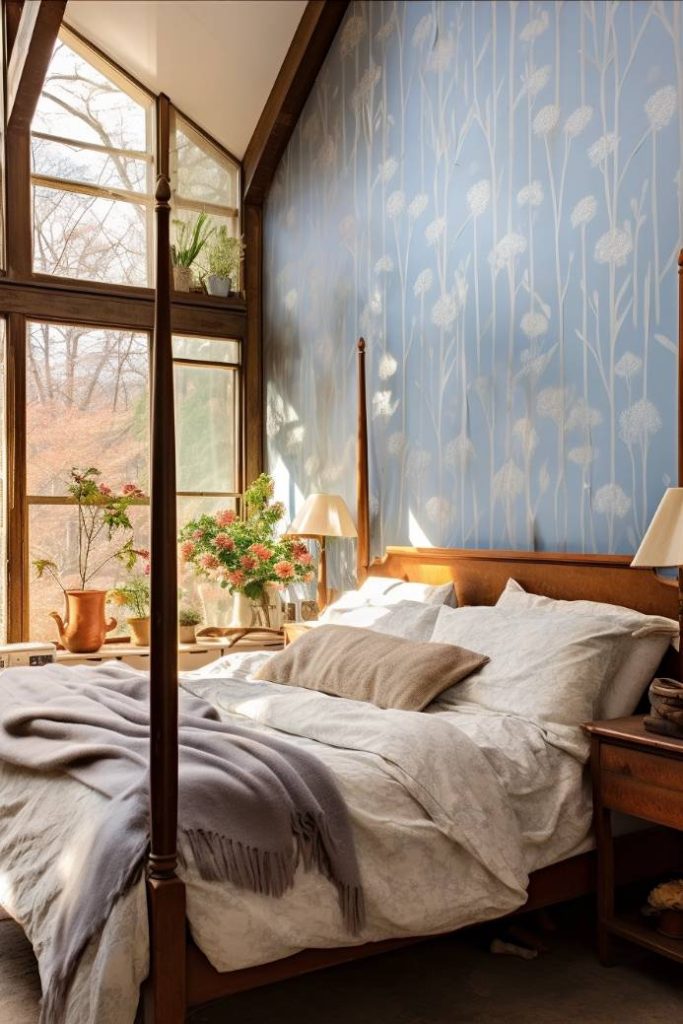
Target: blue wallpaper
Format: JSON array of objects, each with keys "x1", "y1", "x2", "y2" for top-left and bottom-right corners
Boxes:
[{"x1": 264, "y1": 0, "x2": 683, "y2": 555}]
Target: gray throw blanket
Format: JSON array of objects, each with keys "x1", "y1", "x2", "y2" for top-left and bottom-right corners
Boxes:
[{"x1": 0, "y1": 664, "x2": 364, "y2": 1023}]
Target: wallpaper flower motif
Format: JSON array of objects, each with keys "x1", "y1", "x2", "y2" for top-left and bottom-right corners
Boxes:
[{"x1": 264, "y1": 0, "x2": 683, "y2": 556}]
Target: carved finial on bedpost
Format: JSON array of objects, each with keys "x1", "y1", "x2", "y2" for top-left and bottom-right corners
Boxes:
[{"x1": 357, "y1": 338, "x2": 370, "y2": 582}]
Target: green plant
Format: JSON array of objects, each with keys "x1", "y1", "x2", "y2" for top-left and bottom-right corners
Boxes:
[
  {"x1": 171, "y1": 211, "x2": 214, "y2": 269},
  {"x1": 178, "y1": 605, "x2": 202, "y2": 627},
  {"x1": 33, "y1": 468, "x2": 146, "y2": 592},
  {"x1": 207, "y1": 227, "x2": 244, "y2": 282},
  {"x1": 110, "y1": 575, "x2": 151, "y2": 618}
]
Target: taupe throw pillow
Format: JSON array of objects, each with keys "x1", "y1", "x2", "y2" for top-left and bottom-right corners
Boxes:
[{"x1": 254, "y1": 625, "x2": 489, "y2": 712}]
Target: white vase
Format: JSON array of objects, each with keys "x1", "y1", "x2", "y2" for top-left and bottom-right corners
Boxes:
[
  {"x1": 230, "y1": 592, "x2": 254, "y2": 628},
  {"x1": 206, "y1": 273, "x2": 230, "y2": 297}
]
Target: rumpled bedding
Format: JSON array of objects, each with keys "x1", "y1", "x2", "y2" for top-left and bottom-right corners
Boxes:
[{"x1": 0, "y1": 651, "x2": 592, "y2": 1024}]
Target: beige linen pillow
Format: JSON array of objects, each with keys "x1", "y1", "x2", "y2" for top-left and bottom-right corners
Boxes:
[{"x1": 254, "y1": 624, "x2": 488, "y2": 712}]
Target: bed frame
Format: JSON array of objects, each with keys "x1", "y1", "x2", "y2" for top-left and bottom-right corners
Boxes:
[{"x1": 142, "y1": 181, "x2": 683, "y2": 1020}]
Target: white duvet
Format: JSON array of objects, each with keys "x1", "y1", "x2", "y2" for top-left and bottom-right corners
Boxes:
[{"x1": 0, "y1": 652, "x2": 592, "y2": 1023}]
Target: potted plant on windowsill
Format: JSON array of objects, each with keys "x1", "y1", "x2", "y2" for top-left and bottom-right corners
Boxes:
[
  {"x1": 178, "y1": 606, "x2": 202, "y2": 644},
  {"x1": 110, "y1": 568, "x2": 151, "y2": 647},
  {"x1": 171, "y1": 211, "x2": 214, "y2": 292},
  {"x1": 178, "y1": 474, "x2": 314, "y2": 629},
  {"x1": 206, "y1": 228, "x2": 245, "y2": 298},
  {"x1": 33, "y1": 468, "x2": 146, "y2": 653}
]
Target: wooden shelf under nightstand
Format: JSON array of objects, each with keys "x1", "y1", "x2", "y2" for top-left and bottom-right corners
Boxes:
[{"x1": 584, "y1": 716, "x2": 683, "y2": 965}]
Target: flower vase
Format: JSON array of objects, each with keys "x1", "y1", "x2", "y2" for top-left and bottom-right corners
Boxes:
[
  {"x1": 253, "y1": 585, "x2": 283, "y2": 629},
  {"x1": 50, "y1": 590, "x2": 117, "y2": 654},
  {"x1": 230, "y1": 591, "x2": 254, "y2": 628}
]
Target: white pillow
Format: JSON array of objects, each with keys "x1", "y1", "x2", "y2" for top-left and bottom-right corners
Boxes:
[
  {"x1": 319, "y1": 600, "x2": 441, "y2": 642},
  {"x1": 496, "y1": 579, "x2": 677, "y2": 719},
  {"x1": 431, "y1": 605, "x2": 639, "y2": 757},
  {"x1": 322, "y1": 575, "x2": 455, "y2": 616}
]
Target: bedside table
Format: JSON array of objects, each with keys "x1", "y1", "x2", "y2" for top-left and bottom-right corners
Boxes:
[
  {"x1": 283, "y1": 622, "x2": 315, "y2": 646},
  {"x1": 584, "y1": 716, "x2": 683, "y2": 966}
]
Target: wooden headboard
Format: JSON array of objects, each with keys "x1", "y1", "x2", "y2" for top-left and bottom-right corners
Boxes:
[{"x1": 367, "y1": 546, "x2": 678, "y2": 620}]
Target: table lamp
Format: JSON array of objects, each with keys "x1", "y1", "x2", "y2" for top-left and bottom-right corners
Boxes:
[
  {"x1": 631, "y1": 487, "x2": 683, "y2": 735},
  {"x1": 288, "y1": 493, "x2": 357, "y2": 611}
]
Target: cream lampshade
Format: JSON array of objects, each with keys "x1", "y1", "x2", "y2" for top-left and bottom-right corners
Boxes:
[
  {"x1": 631, "y1": 488, "x2": 683, "y2": 569},
  {"x1": 288, "y1": 494, "x2": 357, "y2": 610},
  {"x1": 632, "y1": 488, "x2": 683, "y2": 735}
]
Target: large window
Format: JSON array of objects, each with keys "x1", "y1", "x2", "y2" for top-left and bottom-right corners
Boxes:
[
  {"x1": 3, "y1": 22, "x2": 247, "y2": 643},
  {"x1": 31, "y1": 28, "x2": 155, "y2": 286},
  {"x1": 26, "y1": 325, "x2": 241, "y2": 639}
]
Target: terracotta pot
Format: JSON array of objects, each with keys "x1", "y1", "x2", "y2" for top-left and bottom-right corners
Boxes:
[
  {"x1": 127, "y1": 616, "x2": 150, "y2": 647},
  {"x1": 50, "y1": 590, "x2": 117, "y2": 654},
  {"x1": 657, "y1": 908, "x2": 683, "y2": 939},
  {"x1": 173, "y1": 265, "x2": 192, "y2": 292},
  {"x1": 179, "y1": 624, "x2": 196, "y2": 644}
]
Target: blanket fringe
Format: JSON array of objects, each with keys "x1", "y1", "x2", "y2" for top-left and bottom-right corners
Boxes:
[{"x1": 184, "y1": 812, "x2": 365, "y2": 934}]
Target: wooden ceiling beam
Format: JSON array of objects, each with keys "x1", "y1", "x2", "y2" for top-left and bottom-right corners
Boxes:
[
  {"x1": 242, "y1": 0, "x2": 348, "y2": 207},
  {"x1": 7, "y1": 0, "x2": 67, "y2": 131}
]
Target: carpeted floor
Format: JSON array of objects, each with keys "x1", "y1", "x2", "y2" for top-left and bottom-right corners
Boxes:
[{"x1": 2, "y1": 903, "x2": 682, "y2": 1023}]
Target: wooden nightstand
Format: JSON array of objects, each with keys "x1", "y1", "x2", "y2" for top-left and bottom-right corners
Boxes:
[
  {"x1": 585, "y1": 716, "x2": 683, "y2": 966},
  {"x1": 282, "y1": 622, "x2": 315, "y2": 646}
]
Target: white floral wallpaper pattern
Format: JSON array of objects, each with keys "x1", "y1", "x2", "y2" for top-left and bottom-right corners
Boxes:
[{"x1": 264, "y1": 0, "x2": 683, "y2": 555}]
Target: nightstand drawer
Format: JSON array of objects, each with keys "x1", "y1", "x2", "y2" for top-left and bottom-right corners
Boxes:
[{"x1": 601, "y1": 745, "x2": 683, "y2": 828}]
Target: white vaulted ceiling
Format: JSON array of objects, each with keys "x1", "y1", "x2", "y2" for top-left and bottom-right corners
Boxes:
[{"x1": 65, "y1": 0, "x2": 307, "y2": 158}]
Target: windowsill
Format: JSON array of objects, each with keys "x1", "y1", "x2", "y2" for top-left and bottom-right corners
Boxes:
[{"x1": 0, "y1": 271, "x2": 247, "y2": 313}]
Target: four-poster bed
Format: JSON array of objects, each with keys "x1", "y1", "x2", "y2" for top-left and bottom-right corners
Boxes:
[{"x1": 137, "y1": 172, "x2": 683, "y2": 1023}]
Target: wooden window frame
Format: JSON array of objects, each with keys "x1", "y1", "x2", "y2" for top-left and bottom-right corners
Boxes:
[{"x1": 1, "y1": 15, "x2": 250, "y2": 642}]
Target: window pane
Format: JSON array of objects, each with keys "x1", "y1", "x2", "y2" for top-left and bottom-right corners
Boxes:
[
  {"x1": 171, "y1": 208, "x2": 238, "y2": 281},
  {"x1": 33, "y1": 185, "x2": 149, "y2": 285},
  {"x1": 32, "y1": 136, "x2": 149, "y2": 193},
  {"x1": 175, "y1": 364, "x2": 237, "y2": 493},
  {"x1": 172, "y1": 116, "x2": 237, "y2": 208},
  {"x1": 26, "y1": 322, "x2": 149, "y2": 496},
  {"x1": 33, "y1": 39, "x2": 148, "y2": 152},
  {"x1": 29, "y1": 505, "x2": 150, "y2": 641},
  {"x1": 173, "y1": 335, "x2": 240, "y2": 365}
]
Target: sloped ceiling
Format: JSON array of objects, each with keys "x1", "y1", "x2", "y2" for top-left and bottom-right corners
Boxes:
[{"x1": 65, "y1": 0, "x2": 307, "y2": 159}]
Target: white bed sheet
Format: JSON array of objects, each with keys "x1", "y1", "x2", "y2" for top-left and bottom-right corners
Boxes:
[{"x1": 0, "y1": 651, "x2": 593, "y2": 1024}]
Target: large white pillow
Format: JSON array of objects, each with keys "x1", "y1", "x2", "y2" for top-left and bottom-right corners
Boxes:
[
  {"x1": 322, "y1": 575, "x2": 455, "y2": 616},
  {"x1": 318, "y1": 599, "x2": 441, "y2": 642},
  {"x1": 496, "y1": 579, "x2": 677, "y2": 719},
  {"x1": 431, "y1": 605, "x2": 639, "y2": 757}
]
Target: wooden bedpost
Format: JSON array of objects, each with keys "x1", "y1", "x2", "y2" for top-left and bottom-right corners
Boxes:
[
  {"x1": 356, "y1": 338, "x2": 370, "y2": 581},
  {"x1": 144, "y1": 160, "x2": 187, "y2": 1023},
  {"x1": 678, "y1": 249, "x2": 683, "y2": 682}
]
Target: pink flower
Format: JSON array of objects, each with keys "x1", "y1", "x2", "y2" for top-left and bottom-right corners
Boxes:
[
  {"x1": 240, "y1": 555, "x2": 256, "y2": 571},
  {"x1": 179, "y1": 540, "x2": 196, "y2": 561},
  {"x1": 227, "y1": 570, "x2": 246, "y2": 587},
  {"x1": 274, "y1": 560, "x2": 294, "y2": 580},
  {"x1": 143, "y1": 562, "x2": 151, "y2": 576},
  {"x1": 215, "y1": 533, "x2": 235, "y2": 550},
  {"x1": 98, "y1": 484, "x2": 112, "y2": 496},
  {"x1": 295, "y1": 551, "x2": 313, "y2": 566},
  {"x1": 122, "y1": 482, "x2": 143, "y2": 496},
  {"x1": 199, "y1": 553, "x2": 220, "y2": 571},
  {"x1": 292, "y1": 542, "x2": 308, "y2": 558},
  {"x1": 216, "y1": 509, "x2": 237, "y2": 527},
  {"x1": 249, "y1": 544, "x2": 273, "y2": 561},
  {"x1": 192, "y1": 529, "x2": 205, "y2": 541}
]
